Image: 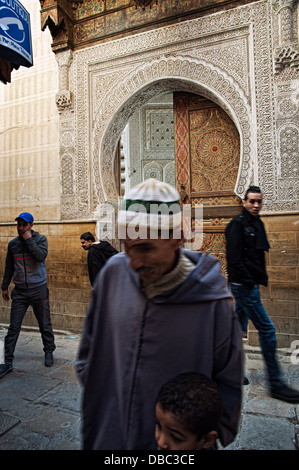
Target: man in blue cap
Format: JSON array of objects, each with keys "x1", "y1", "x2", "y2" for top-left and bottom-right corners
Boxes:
[{"x1": 0, "y1": 212, "x2": 56, "y2": 378}]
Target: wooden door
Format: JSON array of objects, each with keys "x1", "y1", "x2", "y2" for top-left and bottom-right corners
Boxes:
[{"x1": 174, "y1": 92, "x2": 242, "y2": 272}]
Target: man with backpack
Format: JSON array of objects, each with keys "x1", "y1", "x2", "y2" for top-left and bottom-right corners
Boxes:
[{"x1": 80, "y1": 232, "x2": 118, "y2": 286}]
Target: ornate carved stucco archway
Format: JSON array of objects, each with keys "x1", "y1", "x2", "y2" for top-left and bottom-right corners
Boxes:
[
  {"x1": 93, "y1": 56, "x2": 252, "y2": 209},
  {"x1": 57, "y1": 0, "x2": 298, "y2": 220}
]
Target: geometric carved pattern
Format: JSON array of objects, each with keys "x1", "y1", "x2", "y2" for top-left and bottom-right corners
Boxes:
[
  {"x1": 279, "y1": 125, "x2": 299, "y2": 178},
  {"x1": 164, "y1": 162, "x2": 176, "y2": 187},
  {"x1": 201, "y1": 232, "x2": 227, "y2": 275},
  {"x1": 57, "y1": 0, "x2": 298, "y2": 220},
  {"x1": 61, "y1": 153, "x2": 74, "y2": 195},
  {"x1": 275, "y1": 46, "x2": 299, "y2": 73},
  {"x1": 142, "y1": 160, "x2": 175, "y2": 187},
  {"x1": 145, "y1": 109, "x2": 174, "y2": 150},
  {"x1": 277, "y1": 97, "x2": 298, "y2": 117},
  {"x1": 174, "y1": 91, "x2": 241, "y2": 260},
  {"x1": 142, "y1": 161, "x2": 176, "y2": 187},
  {"x1": 174, "y1": 93, "x2": 190, "y2": 193},
  {"x1": 143, "y1": 162, "x2": 163, "y2": 181},
  {"x1": 190, "y1": 107, "x2": 240, "y2": 192},
  {"x1": 95, "y1": 55, "x2": 252, "y2": 207},
  {"x1": 192, "y1": 195, "x2": 242, "y2": 207}
]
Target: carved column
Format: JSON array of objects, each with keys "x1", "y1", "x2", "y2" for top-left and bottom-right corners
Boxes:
[
  {"x1": 56, "y1": 50, "x2": 73, "y2": 112},
  {"x1": 272, "y1": 0, "x2": 299, "y2": 204},
  {"x1": 55, "y1": 49, "x2": 78, "y2": 219},
  {"x1": 276, "y1": 0, "x2": 295, "y2": 44},
  {"x1": 272, "y1": 0, "x2": 299, "y2": 72}
]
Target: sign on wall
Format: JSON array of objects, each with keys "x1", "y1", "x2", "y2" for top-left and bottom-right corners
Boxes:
[{"x1": 0, "y1": 0, "x2": 33, "y2": 67}]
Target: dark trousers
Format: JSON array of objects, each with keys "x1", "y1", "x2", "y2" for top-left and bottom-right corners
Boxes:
[
  {"x1": 229, "y1": 283, "x2": 283, "y2": 390},
  {"x1": 4, "y1": 284, "x2": 56, "y2": 364}
]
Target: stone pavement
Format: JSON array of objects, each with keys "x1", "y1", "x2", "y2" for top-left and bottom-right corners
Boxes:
[
  {"x1": 0, "y1": 326, "x2": 298, "y2": 451},
  {"x1": 225, "y1": 346, "x2": 299, "y2": 451}
]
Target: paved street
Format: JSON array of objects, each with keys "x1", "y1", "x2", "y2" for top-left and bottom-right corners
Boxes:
[
  {"x1": 226, "y1": 347, "x2": 299, "y2": 451},
  {"x1": 0, "y1": 326, "x2": 298, "y2": 451}
]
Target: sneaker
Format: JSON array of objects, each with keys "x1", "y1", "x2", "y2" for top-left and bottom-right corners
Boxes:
[
  {"x1": 0, "y1": 363, "x2": 13, "y2": 378},
  {"x1": 45, "y1": 352, "x2": 54, "y2": 367},
  {"x1": 270, "y1": 385, "x2": 299, "y2": 403},
  {"x1": 243, "y1": 376, "x2": 249, "y2": 385}
]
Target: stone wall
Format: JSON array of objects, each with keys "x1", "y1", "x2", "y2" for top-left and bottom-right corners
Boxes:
[
  {"x1": 0, "y1": 0, "x2": 60, "y2": 223},
  {"x1": 0, "y1": 221, "x2": 96, "y2": 334},
  {"x1": 0, "y1": 214, "x2": 298, "y2": 346}
]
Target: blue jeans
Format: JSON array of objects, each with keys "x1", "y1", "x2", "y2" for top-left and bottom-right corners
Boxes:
[{"x1": 229, "y1": 284, "x2": 283, "y2": 390}]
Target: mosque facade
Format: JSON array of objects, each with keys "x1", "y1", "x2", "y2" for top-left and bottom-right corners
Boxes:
[{"x1": 0, "y1": 0, "x2": 298, "y2": 347}]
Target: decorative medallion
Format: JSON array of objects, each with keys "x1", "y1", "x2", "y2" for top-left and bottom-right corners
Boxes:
[{"x1": 190, "y1": 108, "x2": 240, "y2": 193}]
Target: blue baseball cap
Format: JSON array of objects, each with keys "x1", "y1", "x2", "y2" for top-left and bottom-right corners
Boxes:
[{"x1": 15, "y1": 212, "x2": 34, "y2": 224}]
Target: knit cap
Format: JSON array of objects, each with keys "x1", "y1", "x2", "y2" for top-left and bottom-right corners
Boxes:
[{"x1": 118, "y1": 179, "x2": 182, "y2": 238}]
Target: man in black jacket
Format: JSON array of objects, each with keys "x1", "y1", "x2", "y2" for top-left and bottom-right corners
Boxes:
[
  {"x1": 226, "y1": 186, "x2": 299, "y2": 403},
  {"x1": 0, "y1": 213, "x2": 55, "y2": 378},
  {"x1": 80, "y1": 232, "x2": 118, "y2": 286}
]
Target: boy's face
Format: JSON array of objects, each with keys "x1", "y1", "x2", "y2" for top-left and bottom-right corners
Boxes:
[{"x1": 155, "y1": 403, "x2": 207, "y2": 451}]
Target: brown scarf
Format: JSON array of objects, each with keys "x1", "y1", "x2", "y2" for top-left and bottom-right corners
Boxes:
[{"x1": 144, "y1": 251, "x2": 196, "y2": 299}]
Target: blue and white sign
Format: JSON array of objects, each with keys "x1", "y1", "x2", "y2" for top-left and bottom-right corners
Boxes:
[{"x1": 0, "y1": 0, "x2": 33, "y2": 67}]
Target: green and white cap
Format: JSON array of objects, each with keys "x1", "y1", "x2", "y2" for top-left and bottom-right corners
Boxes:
[{"x1": 118, "y1": 178, "x2": 182, "y2": 234}]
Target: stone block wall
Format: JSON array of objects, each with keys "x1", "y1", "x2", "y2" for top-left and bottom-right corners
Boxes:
[
  {"x1": 0, "y1": 215, "x2": 298, "y2": 345},
  {"x1": 0, "y1": 221, "x2": 96, "y2": 334},
  {"x1": 249, "y1": 213, "x2": 299, "y2": 348}
]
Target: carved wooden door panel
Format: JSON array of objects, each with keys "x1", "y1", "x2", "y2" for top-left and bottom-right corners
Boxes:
[{"x1": 174, "y1": 92, "x2": 242, "y2": 272}]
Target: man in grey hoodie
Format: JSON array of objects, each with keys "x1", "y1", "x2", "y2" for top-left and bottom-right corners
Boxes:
[
  {"x1": 77, "y1": 179, "x2": 243, "y2": 450},
  {"x1": 0, "y1": 212, "x2": 55, "y2": 378}
]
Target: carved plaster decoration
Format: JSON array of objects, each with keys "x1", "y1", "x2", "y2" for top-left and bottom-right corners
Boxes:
[
  {"x1": 164, "y1": 162, "x2": 176, "y2": 187},
  {"x1": 145, "y1": 108, "x2": 174, "y2": 152},
  {"x1": 55, "y1": 50, "x2": 73, "y2": 112},
  {"x1": 275, "y1": 46, "x2": 299, "y2": 72},
  {"x1": 55, "y1": 50, "x2": 77, "y2": 218},
  {"x1": 275, "y1": 78, "x2": 299, "y2": 203},
  {"x1": 272, "y1": 0, "x2": 299, "y2": 72},
  {"x1": 272, "y1": 0, "x2": 299, "y2": 206},
  {"x1": 93, "y1": 56, "x2": 252, "y2": 207},
  {"x1": 56, "y1": 0, "x2": 298, "y2": 220},
  {"x1": 143, "y1": 162, "x2": 163, "y2": 181},
  {"x1": 272, "y1": 0, "x2": 296, "y2": 43}
]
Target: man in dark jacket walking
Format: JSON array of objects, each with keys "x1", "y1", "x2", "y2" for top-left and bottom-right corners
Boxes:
[
  {"x1": 80, "y1": 232, "x2": 118, "y2": 286},
  {"x1": 226, "y1": 186, "x2": 299, "y2": 403},
  {"x1": 0, "y1": 212, "x2": 55, "y2": 378}
]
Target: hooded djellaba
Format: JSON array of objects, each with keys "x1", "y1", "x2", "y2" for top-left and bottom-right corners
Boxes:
[{"x1": 76, "y1": 178, "x2": 243, "y2": 450}]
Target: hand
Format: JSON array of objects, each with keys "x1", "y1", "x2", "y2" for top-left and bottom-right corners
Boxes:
[
  {"x1": 2, "y1": 290, "x2": 10, "y2": 301},
  {"x1": 22, "y1": 228, "x2": 32, "y2": 240}
]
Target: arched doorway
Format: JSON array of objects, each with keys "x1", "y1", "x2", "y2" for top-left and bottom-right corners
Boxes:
[
  {"x1": 174, "y1": 91, "x2": 242, "y2": 270},
  {"x1": 94, "y1": 57, "x2": 253, "y2": 209},
  {"x1": 112, "y1": 89, "x2": 242, "y2": 267},
  {"x1": 114, "y1": 93, "x2": 176, "y2": 197}
]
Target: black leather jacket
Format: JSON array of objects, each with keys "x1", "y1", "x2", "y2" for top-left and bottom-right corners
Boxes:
[
  {"x1": 225, "y1": 208, "x2": 270, "y2": 289},
  {"x1": 87, "y1": 241, "x2": 118, "y2": 286}
]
